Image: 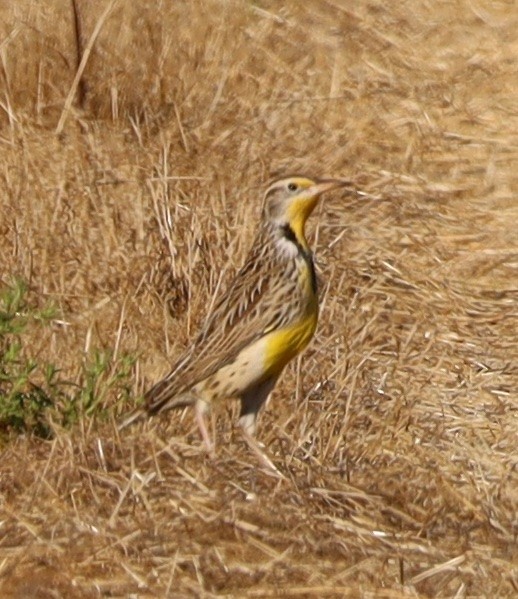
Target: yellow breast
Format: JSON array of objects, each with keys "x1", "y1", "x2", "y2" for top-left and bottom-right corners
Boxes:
[
  {"x1": 263, "y1": 260, "x2": 318, "y2": 376},
  {"x1": 263, "y1": 311, "x2": 317, "y2": 375}
]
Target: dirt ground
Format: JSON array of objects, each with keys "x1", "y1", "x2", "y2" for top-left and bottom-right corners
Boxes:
[{"x1": 0, "y1": 1, "x2": 517, "y2": 597}]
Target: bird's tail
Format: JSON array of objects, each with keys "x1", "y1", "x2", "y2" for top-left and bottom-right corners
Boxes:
[
  {"x1": 118, "y1": 380, "x2": 196, "y2": 431},
  {"x1": 145, "y1": 377, "x2": 195, "y2": 416},
  {"x1": 117, "y1": 405, "x2": 147, "y2": 431}
]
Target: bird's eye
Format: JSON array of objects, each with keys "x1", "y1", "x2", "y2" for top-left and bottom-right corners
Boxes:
[{"x1": 287, "y1": 182, "x2": 298, "y2": 192}]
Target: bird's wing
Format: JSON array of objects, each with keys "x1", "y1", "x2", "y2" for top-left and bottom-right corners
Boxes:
[{"x1": 145, "y1": 236, "x2": 298, "y2": 413}]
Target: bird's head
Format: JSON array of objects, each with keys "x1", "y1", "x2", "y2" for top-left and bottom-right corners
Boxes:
[{"x1": 262, "y1": 176, "x2": 346, "y2": 245}]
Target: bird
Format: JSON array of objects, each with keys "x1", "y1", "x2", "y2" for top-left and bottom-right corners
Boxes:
[{"x1": 119, "y1": 175, "x2": 346, "y2": 451}]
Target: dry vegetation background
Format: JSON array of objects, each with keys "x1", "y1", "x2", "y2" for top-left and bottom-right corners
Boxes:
[{"x1": 0, "y1": 0, "x2": 517, "y2": 597}]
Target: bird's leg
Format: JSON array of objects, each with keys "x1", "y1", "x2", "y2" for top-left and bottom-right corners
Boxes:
[
  {"x1": 195, "y1": 399, "x2": 215, "y2": 457},
  {"x1": 238, "y1": 376, "x2": 278, "y2": 435},
  {"x1": 238, "y1": 412, "x2": 258, "y2": 437},
  {"x1": 240, "y1": 427, "x2": 285, "y2": 479},
  {"x1": 239, "y1": 377, "x2": 284, "y2": 478}
]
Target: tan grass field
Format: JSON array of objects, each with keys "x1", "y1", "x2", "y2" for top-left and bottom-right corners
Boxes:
[{"x1": 0, "y1": 1, "x2": 517, "y2": 597}]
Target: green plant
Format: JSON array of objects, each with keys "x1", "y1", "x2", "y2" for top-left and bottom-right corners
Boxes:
[
  {"x1": 0, "y1": 279, "x2": 136, "y2": 437},
  {"x1": 0, "y1": 279, "x2": 57, "y2": 437},
  {"x1": 62, "y1": 349, "x2": 136, "y2": 426}
]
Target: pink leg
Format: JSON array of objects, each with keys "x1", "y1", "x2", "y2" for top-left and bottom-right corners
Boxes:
[
  {"x1": 240, "y1": 428, "x2": 285, "y2": 479},
  {"x1": 195, "y1": 400, "x2": 214, "y2": 456}
]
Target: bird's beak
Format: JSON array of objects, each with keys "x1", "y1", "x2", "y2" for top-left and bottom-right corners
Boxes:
[{"x1": 311, "y1": 178, "x2": 350, "y2": 195}]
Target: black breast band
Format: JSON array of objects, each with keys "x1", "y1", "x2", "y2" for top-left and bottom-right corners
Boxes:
[{"x1": 280, "y1": 223, "x2": 318, "y2": 295}]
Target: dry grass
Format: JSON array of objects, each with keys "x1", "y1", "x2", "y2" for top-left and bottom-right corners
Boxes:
[{"x1": 1, "y1": 0, "x2": 517, "y2": 596}]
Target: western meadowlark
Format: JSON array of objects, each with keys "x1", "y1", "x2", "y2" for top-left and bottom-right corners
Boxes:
[{"x1": 120, "y1": 176, "x2": 345, "y2": 450}]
